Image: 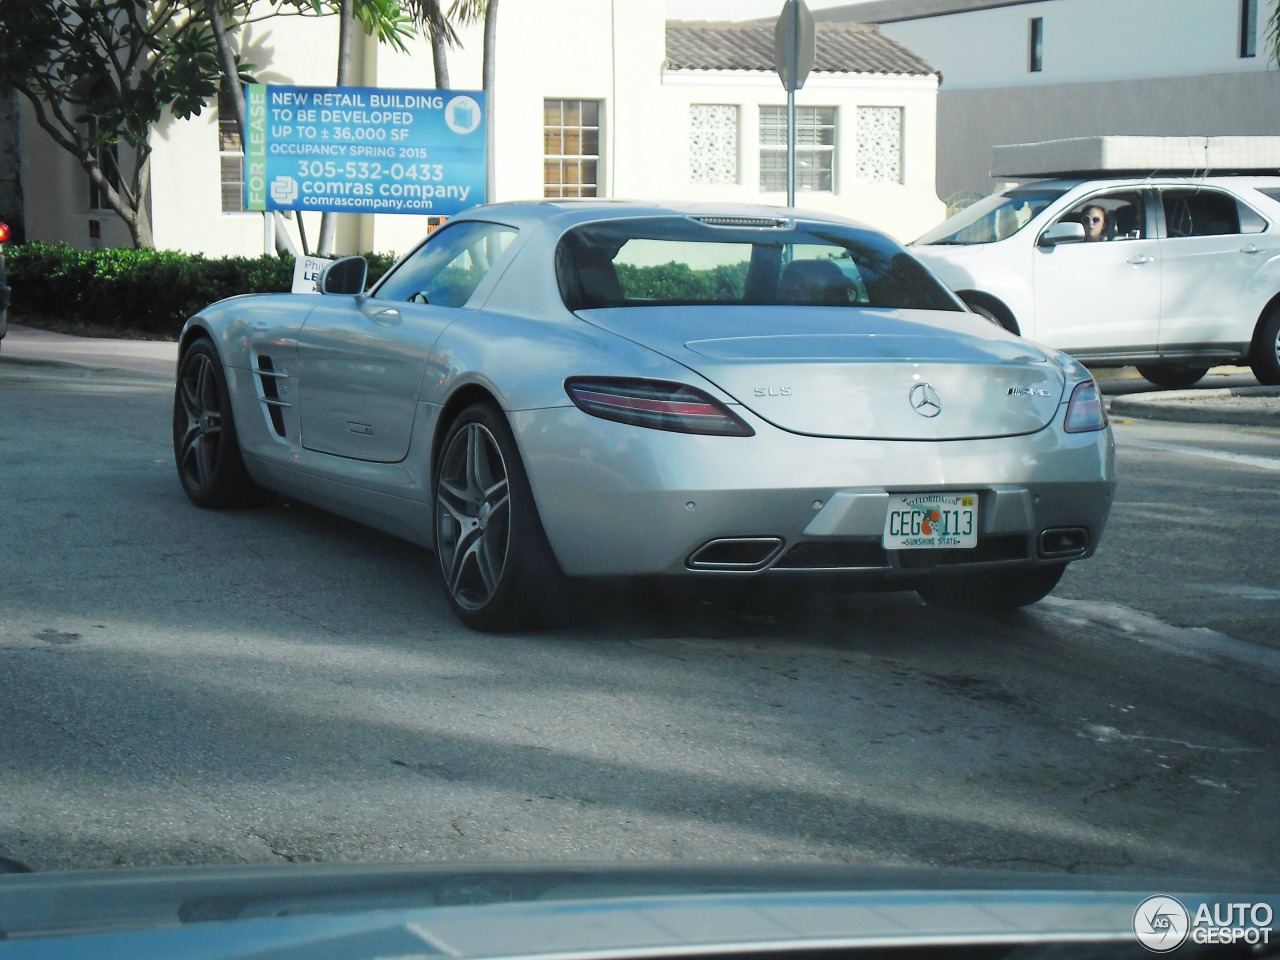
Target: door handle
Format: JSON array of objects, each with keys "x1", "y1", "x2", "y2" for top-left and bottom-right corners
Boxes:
[
  {"x1": 369, "y1": 308, "x2": 400, "y2": 324},
  {"x1": 1126, "y1": 255, "x2": 1154, "y2": 265},
  {"x1": 1240, "y1": 244, "x2": 1263, "y2": 254}
]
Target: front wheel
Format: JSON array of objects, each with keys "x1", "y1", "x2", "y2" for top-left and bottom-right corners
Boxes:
[
  {"x1": 1251, "y1": 308, "x2": 1280, "y2": 386},
  {"x1": 433, "y1": 403, "x2": 565, "y2": 632},
  {"x1": 917, "y1": 564, "x2": 1066, "y2": 612},
  {"x1": 1136, "y1": 364, "x2": 1209, "y2": 389},
  {"x1": 172, "y1": 338, "x2": 272, "y2": 508}
]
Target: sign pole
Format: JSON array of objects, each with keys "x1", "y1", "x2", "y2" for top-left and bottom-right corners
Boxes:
[
  {"x1": 787, "y1": 80, "x2": 797, "y2": 208},
  {"x1": 773, "y1": 0, "x2": 815, "y2": 209}
]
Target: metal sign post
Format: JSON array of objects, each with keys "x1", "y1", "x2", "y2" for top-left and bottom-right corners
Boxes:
[{"x1": 774, "y1": 0, "x2": 815, "y2": 207}]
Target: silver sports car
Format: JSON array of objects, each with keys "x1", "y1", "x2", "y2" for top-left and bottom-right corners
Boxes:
[{"x1": 173, "y1": 200, "x2": 1115, "y2": 631}]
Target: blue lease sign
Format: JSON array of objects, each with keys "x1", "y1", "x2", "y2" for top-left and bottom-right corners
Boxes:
[{"x1": 244, "y1": 84, "x2": 486, "y2": 215}]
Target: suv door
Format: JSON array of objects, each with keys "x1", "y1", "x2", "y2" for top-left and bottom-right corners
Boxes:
[
  {"x1": 1155, "y1": 186, "x2": 1270, "y2": 356},
  {"x1": 1030, "y1": 189, "x2": 1162, "y2": 357}
]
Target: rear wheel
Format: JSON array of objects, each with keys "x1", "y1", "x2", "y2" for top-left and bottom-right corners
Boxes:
[
  {"x1": 172, "y1": 338, "x2": 272, "y2": 508},
  {"x1": 433, "y1": 403, "x2": 565, "y2": 632},
  {"x1": 917, "y1": 564, "x2": 1066, "y2": 612},
  {"x1": 1136, "y1": 364, "x2": 1209, "y2": 389},
  {"x1": 1250, "y1": 308, "x2": 1280, "y2": 386}
]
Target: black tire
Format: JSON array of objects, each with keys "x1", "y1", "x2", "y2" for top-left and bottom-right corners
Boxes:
[
  {"x1": 917, "y1": 564, "x2": 1066, "y2": 612},
  {"x1": 1250, "y1": 308, "x2": 1280, "y2": 386},
  {"x1": 1136, "y1": 364, "x2": 1209, "y2": 389},
  {"x1": 433, "y1": 403, "x2": 565, "y2": 632},
  {"x1": 173, "y1": 338, "x2": 272, "y2": 508},
  {"x1": 961, "y1": 296, "x2": 1017, "y2": 334}
]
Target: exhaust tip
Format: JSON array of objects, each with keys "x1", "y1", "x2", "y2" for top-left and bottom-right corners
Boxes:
[
  {"x1": 687, "y1": 537, "x2": 784, "y2": 571},
  {"x1": 1039, "y1": 527, "x2": 1090, "y2": 559}
]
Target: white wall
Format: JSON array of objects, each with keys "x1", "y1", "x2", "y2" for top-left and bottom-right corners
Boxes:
[
  {"x1": 660, "y1": 73, "x2": 944, "y2": 241},
  {"x1": 19, "y1": 0, "x2": 944, "y2": 255},
  {"x1": 880, "y1": 0, "x2": 1279, "y2": 89}
]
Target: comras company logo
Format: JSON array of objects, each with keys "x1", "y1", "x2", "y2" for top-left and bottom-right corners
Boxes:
[
  {"x1": 270, "y1": 176, "x2": 299, "y2": 206},
  {"x1": 1134, "y1": 897, "x2": 1274, "y2": 952}
]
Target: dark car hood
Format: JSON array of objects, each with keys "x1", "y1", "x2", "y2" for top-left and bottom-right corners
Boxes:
[{"x1": 0, "y1": 861, "x2": 1269, "y2": 958}]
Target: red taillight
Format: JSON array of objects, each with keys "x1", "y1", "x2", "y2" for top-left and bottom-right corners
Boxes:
[
  {"x1": 0, "y1": 222, "x2": 9, "y2": 244},
  {"x1": 1064, "y1": 380, "x2": 1108, "y2": 433},
  {"x1": 565, "y1": 377, "x2": 754, "y2": 436}
]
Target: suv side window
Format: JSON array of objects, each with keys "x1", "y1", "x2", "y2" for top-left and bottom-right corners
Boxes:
[
  {"x1": 1161, "y1": 188, "x2": 1265, "y2": 237},
  {"x1": 1054, "y1": 191, "x2": 1146, "y2": 241}
]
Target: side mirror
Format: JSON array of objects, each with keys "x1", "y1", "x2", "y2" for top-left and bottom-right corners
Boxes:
[
  {"x1": 1038, "y1": 222, "x2": 1085, "y2": 247},
  {"x1": 320, "y1": 256, "x2": 368, "y2": 295}
]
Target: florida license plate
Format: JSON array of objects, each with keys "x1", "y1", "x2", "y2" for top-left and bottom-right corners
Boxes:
[{"x1": 883, "y1": 493, "x2": 978, "y2": 549}]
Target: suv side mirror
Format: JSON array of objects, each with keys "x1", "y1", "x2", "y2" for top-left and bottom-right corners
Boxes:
[
  {"x1": 320, "y1": 255, "x2": 369, "y2": 295},
  {"x1": 1038, "y1": 222, "x2": 1085, "y2": 247}
]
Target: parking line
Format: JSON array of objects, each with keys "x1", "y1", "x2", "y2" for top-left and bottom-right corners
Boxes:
[{"x1": 1122, "y1": 438, "x2": 1280, "y2": 472}]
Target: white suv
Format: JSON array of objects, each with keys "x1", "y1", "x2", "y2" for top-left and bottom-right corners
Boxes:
[{"x1": 910, "y1": 176, "x2": 1280, "y2": 387}]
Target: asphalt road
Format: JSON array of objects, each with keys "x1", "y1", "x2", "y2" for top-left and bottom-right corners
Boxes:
[{"x1": 1, "y1": 358, "x2": 1277, "y2": 880}]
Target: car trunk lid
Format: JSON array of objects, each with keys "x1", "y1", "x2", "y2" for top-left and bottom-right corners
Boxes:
[{"x1": 574, "y1": 306, "x2": 1064, "y2": 440}]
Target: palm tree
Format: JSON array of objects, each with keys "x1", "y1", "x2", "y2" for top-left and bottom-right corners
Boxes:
[
  {"x1": 483, "y1": 0, "x2": 497, "y2": 200},
  {"x1": 403, "y1": 0, "x2": 486, "y2": 88},
  {"x1": 315, "y1": 0, "x2": 356, "y2": 254}
]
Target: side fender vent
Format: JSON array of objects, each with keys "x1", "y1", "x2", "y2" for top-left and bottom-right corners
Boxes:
[{"x1": 255, "y1": 355, "x2": 289, "y2": 438}]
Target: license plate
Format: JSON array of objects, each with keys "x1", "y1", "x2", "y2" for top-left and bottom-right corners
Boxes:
[{"x1": 883, "y1": 492, "x2": 978, "y2": 549}]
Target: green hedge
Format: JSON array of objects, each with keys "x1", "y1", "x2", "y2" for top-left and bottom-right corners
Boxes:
[{"x1": 5, "y1": 243, "x2": 397, "y2": 338}]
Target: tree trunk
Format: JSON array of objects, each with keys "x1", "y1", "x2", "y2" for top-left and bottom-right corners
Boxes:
[
  {"x1": 317, "y1": 0, "x2": 355, "y2": 255},
  {"x1": 483, "y1": 0, "x2": 498, "y2": 201},
  {"x1": 209, "y1": 4, "x2": 246, "y2": 145},
  {"x1": 431, "y1": 17, "x2": 450, "y2": 88}
]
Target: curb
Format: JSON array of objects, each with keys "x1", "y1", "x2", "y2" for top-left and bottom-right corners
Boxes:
[{"x1": 1109, "y1": 385, "x2": 1280, "y2": 428}]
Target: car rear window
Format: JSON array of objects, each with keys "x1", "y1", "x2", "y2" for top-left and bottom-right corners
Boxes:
[{"x1": 556, "y1": 217, "x2": 963, "y2": 313}]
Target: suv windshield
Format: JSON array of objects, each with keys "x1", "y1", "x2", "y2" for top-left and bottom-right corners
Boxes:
[{"x1": 914, "y1": 188, "x2": 1067, "y2": 245}]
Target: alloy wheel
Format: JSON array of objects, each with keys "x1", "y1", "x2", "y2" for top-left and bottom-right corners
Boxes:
[
  {"x1": 435, "y1": 422, "x2": 512, "y2": 611},
  {"x1": 175, "y1": 350, "x2": 224, "y2": 493}
]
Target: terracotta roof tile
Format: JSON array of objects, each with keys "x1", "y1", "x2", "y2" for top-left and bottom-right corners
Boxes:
[{"x1": 665, "y1": 20, "x2": 936, "y2": 77}]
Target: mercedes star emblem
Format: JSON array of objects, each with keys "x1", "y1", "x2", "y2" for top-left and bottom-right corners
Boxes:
[{"x1": 910, "y1": 382, "x2": 942, "y2": 418}]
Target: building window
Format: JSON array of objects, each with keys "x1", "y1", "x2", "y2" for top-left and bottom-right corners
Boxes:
[
  {"x1": 218, "y1": 84, "x2": 245, "y2": 213},
  {"x1": 689, "y1": 105, "x2": 738, "y2": 184},
  {"x1": 544, "y1": 99, "x2": 600, "y2": 198},
  {"x1": 856, "y1": 107, "x2": 903, "y2": 184},
  {"x1": 1028, "y1": 16, "x2": 1044, "y2": 72},
  {"x1": 87, "y1": 117, "x2": 120, "y2": 211},
  {"x1": 759, "y1": 105, "x2": 835, "y2": 193},
  {"x1": 1240, "y1": 0, "x2": 1258, "y2": 57}
]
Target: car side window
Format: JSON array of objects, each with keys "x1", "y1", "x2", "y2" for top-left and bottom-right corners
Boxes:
[
  {"x1": 1055, "y1": 192, "x2": 1146, "y2": 242},
  {"x1": 1161, "y1": 188, "x2": 1261, "y2": 238},
  {"x1": 373, "y1": 221, "x2": 517, "y2": 307}
]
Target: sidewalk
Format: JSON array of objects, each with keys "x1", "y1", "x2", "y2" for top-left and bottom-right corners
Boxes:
[
  {"x1": 1, "y1": 323, "x2": 177, "y2": 377},
  {"x1": 3, "y1": 322, "x2": 1278, "y2": 427}
]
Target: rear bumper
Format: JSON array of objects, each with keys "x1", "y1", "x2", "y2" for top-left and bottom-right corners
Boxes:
[{"x1": 515, "y1": 406, "x2": 1116, "y2": 579}]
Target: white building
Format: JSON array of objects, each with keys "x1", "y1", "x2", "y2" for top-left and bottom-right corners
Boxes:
[
  {"x1": 819, "y1": 0, "x2": 1280, "y2": 202},
  {"x1": 13, "y1": 0, "x2": 945, "y2": 256}
]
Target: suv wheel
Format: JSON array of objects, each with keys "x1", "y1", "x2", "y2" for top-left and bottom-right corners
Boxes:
[
  {"x1": 1135, "y1": 364, "x2": 1209, "y2": 389},
  {"x1": 1251, "y1": 308, "x2": 1280, "y2": 386}
]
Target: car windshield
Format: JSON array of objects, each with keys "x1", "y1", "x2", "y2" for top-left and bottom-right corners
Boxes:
[
  {"x1": 913, "y1": 188, "x2": 1066, "y2": 245},
  {"x1": 556, "y1": 217, "x2": 964, "y2": 313}
]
